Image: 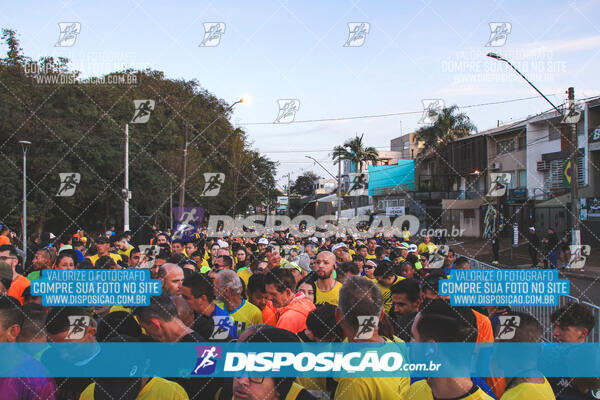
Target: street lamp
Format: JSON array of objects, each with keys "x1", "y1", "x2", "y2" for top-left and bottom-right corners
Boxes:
[
  {"x1": 306, "y1": 155, "x2": 342, "y2": 222},
  {"x1": 487, "y1": 52, "x2": 582, "y2": 253},
  {"x1": 18, "y1": 140, "x2": 31, "y2": 263},
  {"x1": 180, "y1": 98, "x2": 245, "y2": 208}
]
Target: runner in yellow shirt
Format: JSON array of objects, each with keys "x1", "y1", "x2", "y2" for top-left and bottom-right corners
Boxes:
[
  {"x1": 373, "y1": 260, "x2": 404, "y2": 313},
  {"x1": 333, "y1": 277, "x2": 410, "y2": 399},
  {"x1": 314, "y1": 251, "x2": 342, "y2": 306},
  {"x1": 496, "y1": 311, "x2": 556, "y2": 400},
  {"x1": 80, "y1": 377, "x2": 188, "y2": 400}
]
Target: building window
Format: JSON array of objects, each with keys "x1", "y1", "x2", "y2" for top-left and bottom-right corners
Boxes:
[
  {"x1": 518, "y1": 135, "x2": 526, "y2": 150},
  {"x1": 403, "y1": 141, "x2": 410, "y2": 150},
  {"x1": 518, "y1": 170, "x2": 527, "y2": 187},
  {"x1": 496, "y1": 139, "x2": 515, "y2": 155},
  {"x1": 544, "y1": 158, "x2": 584, "y2": 190}
]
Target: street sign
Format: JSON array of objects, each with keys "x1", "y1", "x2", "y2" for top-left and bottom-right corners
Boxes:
[
  {"x1": 277, "y1": 196, "x2": 289, "y2": 205},
  {"x1": 508, "y1": 188, "x2": 527, "y2": 202},
  {"x1": 386, "y1": 206, "x2": 405, "y2": 216}
]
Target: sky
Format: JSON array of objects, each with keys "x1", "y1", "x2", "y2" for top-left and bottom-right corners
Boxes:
[{"x1": 2, "y1": 0, "x2": 600, "y2": 191}]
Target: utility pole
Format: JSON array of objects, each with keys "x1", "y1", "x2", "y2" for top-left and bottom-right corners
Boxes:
[
  {"x1": 282, "y1": 173, "x2": 291, "y2": 216},
  {"x1": 568, "y1": 87, "x2": 581, "y2": 252},
  {"x1": 305, "y1": 155, "x2": 342, "y2": 223},
  {"x1": 180, "y1": 125, "x2": 188, "y2": 209},
  {"x1": 123, "y1": 125, "x2": 130, "y2": 231},
  {"x1": 169, "y1": 180, "x2": 173, "y2": 230},
  {"x1": 337, "y1": 161, "x2": 342, "y2": 222},
  {"x1": 19, "y1": 140, "x2": 31, "y2": 263}
]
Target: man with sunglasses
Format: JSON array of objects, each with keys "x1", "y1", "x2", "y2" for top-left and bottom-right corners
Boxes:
[{"x1": 363, "y1": 259, "x2": 377, "y2": 282}]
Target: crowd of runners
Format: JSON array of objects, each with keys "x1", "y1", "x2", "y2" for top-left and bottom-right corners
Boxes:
[{"x1": 0, "y1": 226, "x2": 597, "y2": 399}]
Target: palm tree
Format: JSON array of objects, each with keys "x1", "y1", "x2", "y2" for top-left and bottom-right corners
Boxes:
[
  {"x1": 332, "y1": 134, "x2": 379, "y2": 216},
  {"x1": 415, "y1": 105, "x2": 477, "y2": 189},
  {"x1": 416, "y1": 105, "x2": 476, "y2": 155}
]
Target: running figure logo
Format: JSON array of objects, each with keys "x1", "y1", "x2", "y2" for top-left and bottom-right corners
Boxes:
[
  {"x1": 344, "y1": 22, "x2": 370, "y2": 47},
  {"x1": 131, "y1": 100, "x2": 155, "y2": 124},
  {"x1": 56, "y1": 173, "x2": 81, "y2": 197},
  {"x1": 55, "y1": 22, "x2": 81, "y2": 47},
  {"x1": 192, "y1": 345, "x2": 222, "y2": 375},
  {"x1": 354, "y1": 316, "x2": 379, "y2": 340},
  {"x1": 485, "y1": 22, "x2": 512, "y2": 47},
  {"x1": 487, "y1": 173, "x2": 511, "y2": 197},
  {"x1": 66, "y1": 316, "x2": 91, "y2": 340},
  {"x1": 274, "y1": 99, "x2": 300, "y2": 124},
  {"x1": 418, "y1": 99, "x2": 445, "y2": 125},
  {"x1": 210, "y1": 316, "x2": 234, "y2": 340},
  {"x1": 496, "y1": 315, "x2": 521, "y2": 340},
  {"x1": 349, "y1": 173, "x2": 368, "y2": 192},
  {"x1": 201, "y1": 173, "x2": 225, "y2": 196},
  {"x1": 199, "y1": 23, "x2": 226, "y2": 47}
]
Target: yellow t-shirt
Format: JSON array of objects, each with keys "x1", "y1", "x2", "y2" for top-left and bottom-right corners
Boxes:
[
  {"x1": 88, "y1": 253, "x2": 123, "y2": 266},
  {"x1": 285, "y1": 382, "x2": 309, "y2": 400},
  {"x1": 407, "y1": 380, "x2": 494, "y2": 400},
  {"x1": 418, "y1": 242, "x2": 438, "y2": 255},
  {"x1": 363, "y1": 276, "x2": 377, "y2": 283},
  {"x1": 500, "y1": 378, "x2": 555, "y2": 400},
  {"x1": 377, "y1": 276, "x2": 404, "y2": 314},
  {"x1": 118, "y1": 246, "x2": 134, "y2": 259},
  {"x1": 366, "y1": 253, "x2": 377, "y2": 260},
  {"x1": 229, "y1": 299, "x2": 263, "y2": 336},
  {"x1": 237, "y1": 267, "x2": 253, "y2": 286},
  {"x1": 334, "y1": 376, "x2": 409, "y2": 400},
  {"x1": 80, "y1": 377, "x2": 188, "y2": 400},
  {"x1": 315, "y1": 281, "x2": 342, "y2": 306}
]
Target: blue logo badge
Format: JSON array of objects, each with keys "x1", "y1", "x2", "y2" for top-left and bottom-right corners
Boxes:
[{"x1": 192, "y1": 345, "x2": 222, "y2": 375}]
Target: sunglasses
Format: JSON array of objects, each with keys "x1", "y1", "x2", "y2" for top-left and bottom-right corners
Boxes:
[{"x1": 365, "y1": 265, "x2": 375, "y2": 269}]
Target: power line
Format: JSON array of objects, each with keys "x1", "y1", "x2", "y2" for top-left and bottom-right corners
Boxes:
[{"x1": 238, "y1": 94, "x2": 560, "y2": 126}]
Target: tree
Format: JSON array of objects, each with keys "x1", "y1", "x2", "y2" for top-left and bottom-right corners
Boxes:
[
  {"x1": 291, "y1": 171, "x2": 319, "y2": 196},
  {"x1": 331, "y1": 134, "x2": 379, "y2": 216},
  {"x1": 415, "y1": 105, "x2": 477, "y2": 159},
  {"x1": 0, "y1": 28, "x2": 277, "y2": 235}
]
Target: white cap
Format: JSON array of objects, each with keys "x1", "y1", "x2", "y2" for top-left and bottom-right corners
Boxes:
[
  {"x1": 217, "y1": 239, "x2": 229, "y2": 248},
  {"x1": 258, "y1": 238, "x2": 269, "y2": 245},
  {"x1": 331, "y1": 242, "x2": 348, "y2": 252},
  {"x1": 408, "y1": 244, "x2": 418, "y2": 253},
  {"x1": 309, "y1": 237, "x2": 319, "y2": 244}
]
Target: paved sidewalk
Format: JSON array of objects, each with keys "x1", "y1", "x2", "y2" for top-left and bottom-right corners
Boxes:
[{"x1": 446, "y1": 237, "x2": 600, "y2": 281}]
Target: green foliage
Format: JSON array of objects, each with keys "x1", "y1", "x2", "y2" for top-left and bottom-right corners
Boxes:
[
  {"x1": 415, "y1": 105, "x2": 477, "y2": 158},
  {"x1": 0, "y1": 28, "x2": 277, "y2": 236},
  {"x1": 291, "y1": 171, "x2": 319, "y2": 196},
  {"x1": 331, "y1": 133, "x2": 379, "y2": 171}
]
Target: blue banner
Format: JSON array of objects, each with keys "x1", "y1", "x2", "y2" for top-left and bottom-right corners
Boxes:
[
  {"x1": 30, "y1": 269, "x2": 162, "y2": 306},
  {"x1": 439, "y1": 269, "x2": 569, "y2": 306},
  {"x1": 2, "y1": 343, "x2": 598, "y2": 378}
]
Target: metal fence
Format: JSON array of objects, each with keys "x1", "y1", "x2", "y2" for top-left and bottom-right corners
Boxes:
[{"x1": 458, "y1": 255, "x2": 600, "y2": 342}]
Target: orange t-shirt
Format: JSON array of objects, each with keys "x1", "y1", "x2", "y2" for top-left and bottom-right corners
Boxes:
[
  {"x1": 263, "y1": 301, "x2": 278, "y2": 326},
  {"x1": 472, "y1": 310, "x2": 494, "y2": 343},
  {"x1": 0, "y1": 236, "x2": 10, "y2": 246},
  {"x1": 8, "y1": 275, "x2": 31, "y2": 305}
]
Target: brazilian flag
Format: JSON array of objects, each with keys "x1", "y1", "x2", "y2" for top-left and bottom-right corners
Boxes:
[{"x1": 563, "y1": 159, "x2": 572, "y2": 188}]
